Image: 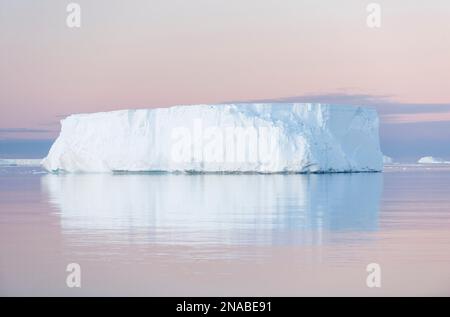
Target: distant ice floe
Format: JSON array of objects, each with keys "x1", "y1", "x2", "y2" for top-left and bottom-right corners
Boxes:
[
  {"x1": 0, "y1": 159, "x2": 43, "y2": 167},
  {"x1": 417, "y1": 156, "x2": 450, "y2": 164}
]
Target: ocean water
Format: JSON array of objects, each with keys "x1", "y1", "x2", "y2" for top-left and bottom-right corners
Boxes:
[{"x1": 0, "y1": 165, "x2": 450, "y2": 296}]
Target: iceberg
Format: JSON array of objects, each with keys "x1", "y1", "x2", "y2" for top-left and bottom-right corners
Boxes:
[
  {"x1": 417, "y1": 156, "x2": 450, "y2": 164},
  {"x1": 42, "y1": 103, "x2": 383, "y2": 173},
  {"x1": 382, "y1": 155, "x2": 393, "y2": 164}
]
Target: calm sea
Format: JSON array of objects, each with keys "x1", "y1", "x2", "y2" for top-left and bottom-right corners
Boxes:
[{"x1": 1, "y1": 165, "x2": 450, "y2": 296}]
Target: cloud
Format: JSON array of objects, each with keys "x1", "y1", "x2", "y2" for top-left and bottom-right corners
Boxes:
[
  {"x1": 227, "y1": 92, "x2": 393, "y2": 107},
  {"x1": 225, "y1": 92, "x2": 450, "y2": 160},
  {"x1": 226, "y1": 92, "x2": 450, "y2": 124},
  {"x1": 0, "y1": 128, "x2": 52, "y2": 133},
  {"x1": 382, "y1": 112, "x2": 450, "y2": 124}
]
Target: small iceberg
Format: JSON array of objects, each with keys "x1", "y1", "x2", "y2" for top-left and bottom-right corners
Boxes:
[
  {"x1": 382, "y1": 155, "x2": 393, "y2": 164},
  {"x1": 417, "y1": 156, "x2": 450, "y2": 164}
]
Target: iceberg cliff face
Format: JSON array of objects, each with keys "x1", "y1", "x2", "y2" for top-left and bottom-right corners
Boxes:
[{"x1": 42, "y1": 103, "x2": 383, "y2": 173}]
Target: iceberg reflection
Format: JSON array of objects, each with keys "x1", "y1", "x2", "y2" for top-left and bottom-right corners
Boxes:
[{"x1": 42, "y1": 173, "x2": 382, "y2": 246}]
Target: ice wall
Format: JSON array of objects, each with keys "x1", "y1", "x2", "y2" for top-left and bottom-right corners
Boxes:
[{"x1": 42, "y1": 103, "x2": 383, "y2": 173}]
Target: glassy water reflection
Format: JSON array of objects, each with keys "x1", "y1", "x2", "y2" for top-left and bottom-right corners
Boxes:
[
  {"x1": 42, "y1": 173, "x2": 382, "y2": 246},
  {"x1": 3, "y1": 166, "x2": 450, "y2": 295}
]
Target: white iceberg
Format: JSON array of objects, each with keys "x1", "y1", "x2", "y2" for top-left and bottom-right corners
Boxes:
[
  {"x1": 42, "y1": 103, "x2": 383, "y2": 173},
  {"x1": 382, "y1": 155, "x2": 393, "y2": 164},
  {"x1": 417, "y1": 156, "x2": 450, "y2": 164}
]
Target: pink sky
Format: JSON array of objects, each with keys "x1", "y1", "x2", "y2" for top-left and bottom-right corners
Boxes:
[{"x1": 1, "y1": 0, "x2": 450, "y2": 142}]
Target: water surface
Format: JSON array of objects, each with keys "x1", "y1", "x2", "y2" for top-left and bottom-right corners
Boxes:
[{"x1": 1, "y1": 165, "x2": 449, "y2": 296}]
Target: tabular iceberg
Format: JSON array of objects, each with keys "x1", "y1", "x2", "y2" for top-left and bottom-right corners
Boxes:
[{"x1": 42, "y1": 103, "x2": 383, "y2": 173}]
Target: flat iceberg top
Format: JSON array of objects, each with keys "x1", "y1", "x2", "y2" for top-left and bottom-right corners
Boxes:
[{"x1": 42, "y1": 103, "x2": 383, "y2": 173}]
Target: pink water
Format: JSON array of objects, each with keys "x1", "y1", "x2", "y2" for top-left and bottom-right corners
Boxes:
[{"x1": 1, "y1": 165, "x2": 450, "y2": 296}]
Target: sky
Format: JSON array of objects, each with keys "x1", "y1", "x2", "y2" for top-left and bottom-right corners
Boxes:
[{"x1": 0, "y1": 0, "x2": 449, "y2": 160}]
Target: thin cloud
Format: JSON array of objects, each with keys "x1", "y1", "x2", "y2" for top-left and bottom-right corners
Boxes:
[
  {"x1": 0, "y1": 128, "x2": 52, "y2": 133},
  {"x1": 227, "y1": 92, "x2": 450, "y2": 124},
  {"x1": 382, "y1": 112, "x2": 450, "y2": 124},
  {"x1": 227, "y1": 93, "x2": 393, "y2": 106}
]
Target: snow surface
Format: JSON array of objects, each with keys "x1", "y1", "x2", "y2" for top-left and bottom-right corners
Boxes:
[
  {"x1": 42, "y1": 103, "x2": 383, "y2": 173},
  {"x1": 0, "y1": 159, "x2": 42, "y2": 166},
  {"x1": 417, "y1": 156, "x2": 450, "y2": 164}
]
